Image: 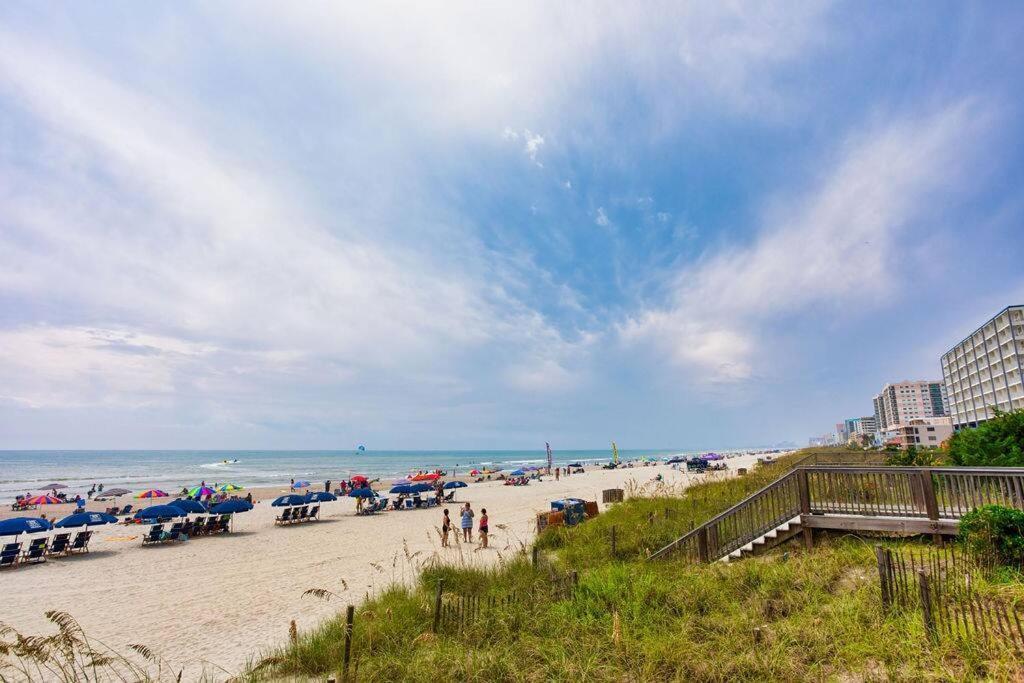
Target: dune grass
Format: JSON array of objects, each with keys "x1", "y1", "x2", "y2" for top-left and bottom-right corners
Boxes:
[{"x1": 246, "y1": 450, "x2": 1024, "y2": 681}]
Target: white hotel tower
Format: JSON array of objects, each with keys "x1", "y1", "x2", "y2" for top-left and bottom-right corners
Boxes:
[{"x1": 941, "y1": 305, "x2": 1024, "y2": 430}]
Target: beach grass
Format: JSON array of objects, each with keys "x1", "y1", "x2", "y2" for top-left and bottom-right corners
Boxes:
[{"x1": 244, "y1": 449, "x2": 1024, "y2": 682}]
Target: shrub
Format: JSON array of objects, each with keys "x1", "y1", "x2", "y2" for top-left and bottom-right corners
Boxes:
[
  {"x1": 946, "y1": 409, "x2": 1024, "y2": 467},
  {"x1": 958, "y1": 504, "x2": 1024, "y2": 568},
  {"x1": 885, "y1": 445, "x2": 941, "y2": 467}
]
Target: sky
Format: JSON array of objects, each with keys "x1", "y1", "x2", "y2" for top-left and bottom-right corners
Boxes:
[{"x1": 2, "y1": 2, "x2": 1024, "y2": 450}]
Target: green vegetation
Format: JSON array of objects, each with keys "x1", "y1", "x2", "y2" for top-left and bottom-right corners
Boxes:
[
  {"x1": 248, "y1": 450, "x2": 1024, "y2": 682},
  {"x1": 946, "y1": 408, "x2": 1024, "y2": 467},
  {"x1": 885, "y1": 444, "x2": 941, "y2": 467},
  {"x1": 959, "y1": 504, "x2": 1024, "y2": 570}
]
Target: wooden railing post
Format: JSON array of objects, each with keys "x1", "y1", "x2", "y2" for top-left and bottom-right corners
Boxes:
[
  {"x1": 797, "y1": 468, "x2": 813, "y2": 550},
  {"x1": 696, "y1": 526, "x2": 709, "y2": 562},
  {"x1": 918, "y1": 469, "x2": 941, "y2": 545}
]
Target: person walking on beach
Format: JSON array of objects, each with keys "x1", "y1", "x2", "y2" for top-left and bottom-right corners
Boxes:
[
  {"x1": 460, "y1": 502, "x2": 474, "y2": 542},
  {"x1": 555, "y1": 467, "x2": 560, "y2": 481},
  {"x1": 479, "y1": 508, "x2": 489, "y2": 548},
  {"x1": 441, "y1": 508, "x2": 451, "y2": 547},
  {"x1": 325, "y1": 480, "x2": 331, "y2": 493}
]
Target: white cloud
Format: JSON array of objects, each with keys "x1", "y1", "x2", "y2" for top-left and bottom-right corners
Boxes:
[
  {"x1": 523, "y1": 129, "x2": 545, "y2": 165},
  {"x1": 620, "y1": 99, "x2": 990, "y2": 384},
  {"x1": 595, "y1": 207, "x2": 610, "y2": 227}
]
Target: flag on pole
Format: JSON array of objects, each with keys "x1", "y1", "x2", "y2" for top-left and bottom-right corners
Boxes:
[
  {"x1": 612, "y1": 441, "x2": 619, "y2": 465},
  {"x1": 546, "y1": 442, "x2": 553, "y2": 473}
]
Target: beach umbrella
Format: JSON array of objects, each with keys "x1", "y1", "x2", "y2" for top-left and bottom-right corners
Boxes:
[
  {"x1": 411, "y1": 473, "x2": 439, "y2": 481},
  {"x1": 0, "y1": 517, "x2": 52, "y2": 536},
  {"x1": 216, "y1": 483, "x2": 243, "y2": 493},
  {"x1": 42, "y1": 483, "x2": 68, "y2": 490},
  {"x1": 169, "y1": 499, "x2": 207, "y2": 514},
  {"x1": 567, "y1": 462, "x2": 582, "y2": 468},
  {"x1": 272, "y1": 494, "x2": 306, "y2": 507},
  {"x1": 305, "y1": 491, "x2": 337, "y2": 502},
  {"x1": 468, "y1": 469, "x2": 481, "y2": 476},
  {"x1": 347, "y1": 488, "x2": 377, "y2": 498},
  {"x1": 24, "y1": 495, "x2": 63, "y2": 505},
  {"x1": 54, "y1": 512, "x2": 118, "y2": 528},
  {"x1": 136, "y1": 489, "x2": 169, "y2": 499},
  {"x1": 389, "y1": 484, "x2": 416, "y2": 494},
  {"x1": 187, "y1": 486, "x2": 216, "y2": 498},
  {"x1": 100, "y1": 488, "x2": 131, "y2": 497},
  {"x1": 209, "y1": 499, "x2": 253, "y2": 514},
  {"x1": 510, "y1": 469, "x2": 525, "y2": 476},
  {"x1": 291, "y1": 481, "x2": 311, "y2": 489},
  {"x1": 443, "y1": 481, "x2": 468, "y2": 489},
  {"x1": 409, "y1": 483, "x2": 432, "y2": 493},
  {"x1": 666, "y1": 457, "x2": 685, "y2": 464},
  {"x1": 350, "y1": 475, "x2": 368, "y2": 483},
  {"x1": 134, "y1": 505, "x2": 186, "y2": 521}
]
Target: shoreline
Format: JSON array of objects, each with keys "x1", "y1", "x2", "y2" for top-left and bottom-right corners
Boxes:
[{"x1": 0, "y1": 452, "x2": 781, "y2": 678}]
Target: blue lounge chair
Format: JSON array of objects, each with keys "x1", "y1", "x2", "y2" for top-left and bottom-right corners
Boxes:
[
  {"x1": 217, "y1": 514, "x2": 231, "y2": 533},
  {"x1": 275, "y1": 508, "x2": 293, "y2": 525},
  {"x1": 166, "y1": 522, "x2": 184, "y2": 541},
  {"x1": 142, "y1": 524, "x2": 164, "y2": 545},
  {"x1": 69, "y1": 531, "x2": 92, "y2": 554},
  {"x1": 22, "y1": 537, "x2": 48, "y2": 564},
  {"x1": 404, "y1": 498, "x2": 415, "y2": 509},
  {"x1": 0, "y1": 542, "x2": 20, "y2": 569},
  {"x1": 48, "y1": 533, "x2": 72, "y2": 556},
  {"x1": 296, "y1": 506, "x2": 309, "y2": 522},
  {"x1": 120, "y1": 504, "x2": 133, "y2": 516},
  {"x1": 308, "y1": 505, "x2": 320, "y2": 520}
]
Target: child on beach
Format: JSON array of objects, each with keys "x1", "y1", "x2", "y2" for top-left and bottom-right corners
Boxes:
[
  {"x1": 479, "y1": 508, "x2": 488, "y2": 548},
  {"x1": 461, "y1": 502, "x2": 474, "y2": 542},
  {"x1": 441, "y1": 509, "x2": 451, "y2": 547}
]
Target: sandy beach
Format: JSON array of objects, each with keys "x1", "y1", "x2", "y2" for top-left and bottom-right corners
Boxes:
[{"x1": 0, "y1": 454, "x2": 770, "y2": 677}]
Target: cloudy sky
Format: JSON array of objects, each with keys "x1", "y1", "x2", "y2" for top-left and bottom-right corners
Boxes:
[{"x1": 2, "y1": 2, "x2": 1023, "y2": 450}]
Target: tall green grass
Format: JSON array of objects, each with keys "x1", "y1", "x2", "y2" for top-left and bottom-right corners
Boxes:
[{"x1": 245, "y1": 450, "x2": 1024, "y2": 682}]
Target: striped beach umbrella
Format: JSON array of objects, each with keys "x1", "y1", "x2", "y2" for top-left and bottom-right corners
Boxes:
[
  {"x1": 188, "y1": 486, "x2": 216, "y2": 497},
  {"x1": 217, "y1": 483, "x2": 243, "y2": 493},
  {"x1": 136, "y1": 489, "x2": 169, "y2": 499},
  {"x1": 24, "y1": 495, "x2": 62, "y2": 505}
]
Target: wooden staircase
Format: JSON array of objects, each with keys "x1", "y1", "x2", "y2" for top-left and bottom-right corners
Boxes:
[{"x1": 649, "y1": 463, "x2": 1024, "y2": 564}]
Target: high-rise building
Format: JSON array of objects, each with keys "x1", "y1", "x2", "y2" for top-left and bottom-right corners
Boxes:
[
  {"x1": 873, "y1": 380, "x2": 948, "y2": 433},
  {"x1": 941, "y1": 305, "x2": 1024, "y2": 430}
]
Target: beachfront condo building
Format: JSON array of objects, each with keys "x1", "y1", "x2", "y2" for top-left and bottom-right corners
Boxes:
[
  {"x1": 872, "y1": 380, "x2": 948, "y2": 434},
  {"x1": 885, "y1": 416, "x2": 954, "y2": 448},
  {"x1": 941, "y1": 304, "x2": 1024, "y2": 430}
]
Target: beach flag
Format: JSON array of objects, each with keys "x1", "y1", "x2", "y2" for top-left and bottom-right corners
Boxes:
[
  {"x1": 612, "y1": 441, "x2": 619, "y2": 465},
  {"x1": 546, "y1": 442, "x2": 553, "y2": 473}
]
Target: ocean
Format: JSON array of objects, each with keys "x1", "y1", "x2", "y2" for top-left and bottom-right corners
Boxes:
[{"x1": 0, "y1": 448, "x2": 759, "y2": 501}]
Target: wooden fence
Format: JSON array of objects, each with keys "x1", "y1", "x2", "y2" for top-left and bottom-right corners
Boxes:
[{"x1": 875, "y1": 544, "x2": 1024, "y2": 651}]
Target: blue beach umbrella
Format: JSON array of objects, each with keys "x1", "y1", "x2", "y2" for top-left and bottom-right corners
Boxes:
[
  {"x1": 54, "y1": 512, "x2": 118, "y2": 528},
  {"x1": 389, "y1": 484, "x2": 416, "y2": 494},
  {"x1": 305, "y1": 491, "x2": 337, "y2": 503},
  {"x1": 169, "y1": 499, "x2": 207, "y2": 514},
  {"x1": 291, "y1": 481, "x2": 311, "y2": 489},
  {"x1": 134, "y1": 505, "x2": 187, "y2": 521},
  {"x1": 510, "y1": 469, "x2": 526, "y2": 476},
  {"x1": 209, "y1": 499, "x2": 254, "y2": 514},
  {"x1": 272, "y1": 494, "x2": 307, "y2": 507},
  {"x1": 409, "y1": 483, "x2": 432, "y2": 493},
  {"x1": 443, "y1": 481, "x2": 468, "y2": 489},
  {"x1": 347, "y1": 488, "x2": 377, "y2": 498},
  {"x1": 0, "y1": 517, "x2": 52, "y2": 536}
]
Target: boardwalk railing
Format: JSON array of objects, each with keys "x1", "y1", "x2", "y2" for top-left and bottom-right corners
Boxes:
[{"x1": 650, "y1": 465, "x2": 1024, "y2": 563}]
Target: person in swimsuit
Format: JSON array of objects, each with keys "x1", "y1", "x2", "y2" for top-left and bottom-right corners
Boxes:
[
  {"x1": 441, "y1": 508, "x2": 451, "y2": 547},
  {"x1": 479, "y1": 508, "x2": 489, "y2": 548},
  {"x1": 461, "y1": 502, "x2": 474, "y2": 542}
]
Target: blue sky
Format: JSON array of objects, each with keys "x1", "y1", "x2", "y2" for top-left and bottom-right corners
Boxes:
[{"x1": 1, "y1": 2, "x2": 1023, "y2": 450}]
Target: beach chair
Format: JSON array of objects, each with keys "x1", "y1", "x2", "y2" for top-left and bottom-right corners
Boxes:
[
  {"x1": 142, "y1": 524, "x2": 164, "y2": 545},
  {"x1": 69, "y1": 531, "x2": 92, "y2": 554},
  {"x1": 120, "y1": 504, "x2": 133, "y2": 516},
  {"x1": 191, "y1": 516, "x2": 207, "y2": 535},
  {"x1": 107, "y1": 506, "x2": 121, "y2": 515},
  {"x1": 48, "y1": 533, "x2": 71, "y2": 556},
  {"x1": 217, "y1": 514, "x2": 231, "y2": 533},
  {"x1": 275, "y1": 508, "x2": 293, "y2": 525},
  {"x1": 296, "y1": 506, "x2": 309, "y2": 522},
  {"x1": 0, "y1": 543, "x2": 20, "y2": 569},
  {"x1": 308, "y1": 505, "x2": 320, "y2": 520},
  {"x1": 22, "y1": 538, "x2": 48, "y2": 564},
  {"x1": 412, "y1": 495, "x2": 424, "y2": 508},
  {"x1": 443, "y1": 491, "x2": 455, "y2": 502},
  {"x1": 166, "y1": 522, "x2": 184, "y2": 541},
  {"x1": 404, "y1": 498, "x2": 415, "y2": 509}
]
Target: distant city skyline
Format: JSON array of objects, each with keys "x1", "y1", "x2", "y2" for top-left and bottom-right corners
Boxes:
[{"x1": 2, "y1": 4, "x2": 1024, "y2": 449}]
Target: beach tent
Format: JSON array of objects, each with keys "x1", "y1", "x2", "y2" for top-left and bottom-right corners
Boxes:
[
  {"x1": 305, "y1": 491, "x2": 337, "y2": 503},
  {"x1": 272, "y1": 494, "x2": 306, "y2": 507},
  {"x1": 136, "y1": 489, "x2": 169, "y2": 499},
  {"x1": 55, "y1": 512, "x2": 118, "y2": 528},
  {"x1": 169, "y1": 499, "x2": 208, "y2": 514},
  {"x1": 134, "y1": 505, "x2": 186, "y2": 521},
  {"x1": 0, "y1": 517, "x2": 52, "y2": 536},
  {"x1": 209, "y1": 499, "x2": 254, "y2": 514},
  {"x1": 24, "y1": 495, "x2": 62, "y2": 505}
]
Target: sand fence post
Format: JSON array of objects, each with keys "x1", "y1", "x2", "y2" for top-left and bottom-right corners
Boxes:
[
  {"x1": 532, "y1": 545, "x2": 539, "y2": 569},
  {"x1": 343, "y1": 604, "x2": 355, "y2": 680},
  {"x1": 432, "y1": 579, "x2": 445, "y2": 633},
  {"x1": 610, "y1": 525, "x2": 617, "y2": 557},
  {"x1": 917, "y1": 570, "x2": 937, "y2": 642}
]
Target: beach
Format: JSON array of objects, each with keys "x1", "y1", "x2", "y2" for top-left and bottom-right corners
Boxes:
[{"x1": 0, "y1": 454, "x2": 770, "y2": 677}]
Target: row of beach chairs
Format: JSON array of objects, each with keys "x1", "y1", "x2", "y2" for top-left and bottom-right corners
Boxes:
[
  {"x1": 274, "y1": 505, "x2": 321, "y2": 525},
  {"x1": 141, "y1": 515, "x2": 232, "y2": 545},
  {"x1": 358, "y1": 498, "x2": 389, "y2": 515},
  {"x1": 104, "y1": 504, "x2": 135, "y2": 516},
  {"x1": 0, "y1": 531, "x2": 93, "y2": 569}
]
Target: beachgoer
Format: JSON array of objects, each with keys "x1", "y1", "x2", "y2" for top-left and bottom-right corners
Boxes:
[
  {"x1": 479, "y1": 508, "x2": 488, "y2": 548},
  {"x1": 461, "y1": 502, "x2": 474, "y2": 542},
  {"x1": 356, "y1": 495, "x2": 364, "y2": 513},
  {"x1": 555, "y1": 467, "x2": 560, "y2": 481},
  {"x1": 325, "y1": 480, "x2": 331, "y2": 493},
  {"x1": 245, "y1": 492, "x2": 253, "y2": 503},
  {"x1": 441, "y1": 509, "x2": 451, "y2": 547},
  {"x1": 290, "y1": 478, "x2": 295, "y2": 487}
]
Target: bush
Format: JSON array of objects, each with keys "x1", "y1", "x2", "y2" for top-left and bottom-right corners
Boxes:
[
  {"x1": 946, "y1": 409, "x2": 1024, "y2": 467},
  {"x1": 958, "y1": 504, "x2": 1024, "y2": 568},
  {"x1": 885, "y1": 445, "x2": 941, "y2": 467}
]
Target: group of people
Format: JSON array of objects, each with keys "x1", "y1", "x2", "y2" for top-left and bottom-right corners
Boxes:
[{"x1": 440, "y1": 502, "x2": 489, "y2": 548}]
